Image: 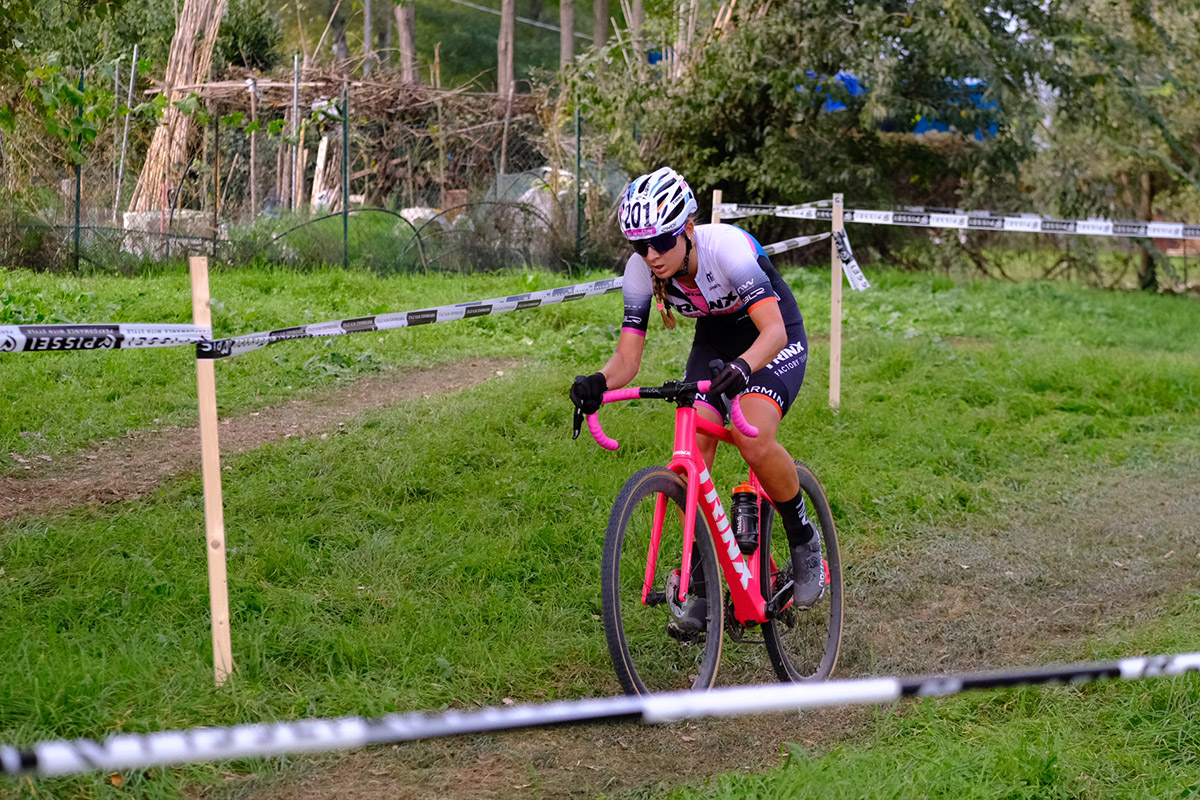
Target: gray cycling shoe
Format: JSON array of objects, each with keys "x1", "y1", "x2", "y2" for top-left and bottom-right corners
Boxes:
[
  {"x1": 790, "y1": 531, "x2": 826, "y2": 610},
  {"x1": 670, "y1": 594, "x2": 709, "y2": 635}
]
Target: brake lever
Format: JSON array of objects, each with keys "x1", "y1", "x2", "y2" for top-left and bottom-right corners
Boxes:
[{"x1": 572, "y1": 406, "x2": 583, "y2": 440}]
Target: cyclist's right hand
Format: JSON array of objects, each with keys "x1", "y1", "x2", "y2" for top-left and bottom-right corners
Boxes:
[{"x1": 570, "y1": 372, "x2": 608, "y2": 415}]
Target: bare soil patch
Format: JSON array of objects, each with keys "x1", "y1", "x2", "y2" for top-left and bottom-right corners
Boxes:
[
  {"x1": 0, "y1": 357, "x2": 521, "y2": 524},
  {"x1": 213, "y1": 461, "x2": 1200, "y2": 800}
]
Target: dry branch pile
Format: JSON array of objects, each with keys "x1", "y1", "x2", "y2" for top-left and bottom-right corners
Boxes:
[{"x1": 146, "y1": 67, "x2": 549, "y2": 213}]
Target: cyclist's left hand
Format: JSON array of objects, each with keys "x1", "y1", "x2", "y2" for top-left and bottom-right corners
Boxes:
[
  {"x1": 570, "y1": 372, "x2": 608, "y2": 414},
  {"x1": 710, "y1": 358, "x2": 751, "y2": 398}
]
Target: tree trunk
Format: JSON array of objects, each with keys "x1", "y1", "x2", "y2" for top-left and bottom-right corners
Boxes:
[
  {"x1": 498, "y1": 0, "x2": 516, "y2": 94},
  {"x1": 394, "y1": 1, "x2": 418, "y2": 83},
  {"x1": 1137, "y1": 170, "x2": 1157, "y2": 291},
  {"x1": 593, "y1": 0, "x2": 608, "y2": 47},
  {"x1": 364, "y1": 0, "x2": 373, "y2": 74},
  {"x1": 560, "y1": 0, "x2": 574, "y2": 69},
  {"x1": 630, "y1": 0, "x2": 644, "y2": 57},
  {"x1": 128, "y1": 0, "x2": 228, "y2": 213}
]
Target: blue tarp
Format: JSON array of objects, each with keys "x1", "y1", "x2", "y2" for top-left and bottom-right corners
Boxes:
[{"x1": 805, "y1": 71, "x2": 998, "y2": 140}]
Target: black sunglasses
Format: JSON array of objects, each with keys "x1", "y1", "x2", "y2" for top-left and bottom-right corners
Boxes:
[{"x1": 632, "y1": 227, "x2": 685, "y2": 258}]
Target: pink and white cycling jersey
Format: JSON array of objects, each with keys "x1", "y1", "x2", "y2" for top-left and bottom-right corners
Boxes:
[{"x1": 621, "y1": 223, "x2": 805, "y2": 343}]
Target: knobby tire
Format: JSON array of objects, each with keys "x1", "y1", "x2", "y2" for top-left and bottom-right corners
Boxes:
[
  {"x1": 601, "y1": 466, "x2": 724, "y2": 695},
  {"x1": 759, "y1": 461, "x2": 843, "y2": 681}
]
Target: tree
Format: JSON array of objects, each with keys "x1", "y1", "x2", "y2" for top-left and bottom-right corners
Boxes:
[
  {"x1": 394, "y1": 0, "x2": 418, "y2": 83},
  {"x1": 594, "y1": 0, "x2": 609, "y2": 48},
  {"x1": 560, "y1": 0, "x2": 574, "y2": 69},
  {"x1": 579, "y1": 1, "x2": 1058, "y2": 194},
  {"x1": 629, "y1": 0, "x2": 643, "y2": 57},
  {"x1": 498, "y1": 0, "x2": 515, "y2": 93},
  {"x1": 1028, "y1": 1, "x2": 1200, "y2": 290},
  {"x1": 127, "y1": 0, "x2": 227, "y2": 213}
]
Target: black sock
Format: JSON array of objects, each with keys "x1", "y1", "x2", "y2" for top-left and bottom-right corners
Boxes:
[{"x1": 774, "y1": 491, "x2": 816, "y2": 547}]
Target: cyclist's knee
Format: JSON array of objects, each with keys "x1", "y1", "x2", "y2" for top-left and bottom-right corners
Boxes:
[{"x1": 733, "y1": 427, "x2": 776, "y2": 465}]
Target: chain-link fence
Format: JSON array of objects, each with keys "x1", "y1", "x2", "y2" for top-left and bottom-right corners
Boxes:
[{"x1": 0, "y1": 63, "x2": 631, "y2": 275}]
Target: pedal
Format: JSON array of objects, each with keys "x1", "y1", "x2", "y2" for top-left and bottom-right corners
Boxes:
[{"x1": 645, "y1": 589, "x2": 667, "y2": 607}]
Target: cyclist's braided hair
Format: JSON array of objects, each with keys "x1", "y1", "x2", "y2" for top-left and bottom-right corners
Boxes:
[{"x1": 651, "y1": 277, "x2": 677, "y2": 330}]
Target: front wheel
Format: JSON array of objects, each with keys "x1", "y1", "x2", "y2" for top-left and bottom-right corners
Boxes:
[
  {"x1": 601, "y1": 466, "x2": 724, "y2": 695},
  {"x1": 760, "y1": 461, "x2": 843, "y2": 681}
]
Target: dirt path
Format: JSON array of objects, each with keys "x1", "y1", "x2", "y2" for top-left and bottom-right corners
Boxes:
[
  {"x1": 0, "y1": 357, "x2": 522, "y2": 523},
  {"x1": 219, "y1": 461, "x2": 1200, "y2": 800}
]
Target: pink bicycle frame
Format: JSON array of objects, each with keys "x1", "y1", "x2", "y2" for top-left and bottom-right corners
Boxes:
[{"x1": 587, "y1": 384, "x2": 775, "y2": 626}]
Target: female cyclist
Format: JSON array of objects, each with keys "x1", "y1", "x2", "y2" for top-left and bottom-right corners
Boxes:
[{"x1": 570, "y1": 166, "x2": 823, "y2": 633}]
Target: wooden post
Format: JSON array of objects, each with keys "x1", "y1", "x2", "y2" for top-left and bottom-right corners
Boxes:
[
  {"x1": 830, "y1": 193, "x2": 844, "y2": 410},
  {"x1": 190, "y1": 255, "x2": 234, "y2": 686},
  {"x1": 711, "y1": 189, "x2": 722, "y2": 224}
]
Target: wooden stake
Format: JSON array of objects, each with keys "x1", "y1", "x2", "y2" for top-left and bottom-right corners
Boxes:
[
  {"x1": 296, "y1": 142, "x2": 309, "y2": 210},
  {"x1": 190, "y1": 256, "x2": 234, "y2": 686},
  {"x1": 294, "y1": 121, "x2": 308, "y2": 210},
  {"x1": 829, "y1": 193, "x2": 843, "y2": 410},
  {"x1": 710, "y1": 189, "x2": 722, "y2": 224},
  {"x1": 248, "y1": 79, "x2": 259, "y2": 218},
  {"x1": 311, "y1": 135, "x2": 329, "y2": 208}
]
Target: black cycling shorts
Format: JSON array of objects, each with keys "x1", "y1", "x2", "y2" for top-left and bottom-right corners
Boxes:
[{"x1": 684, "y1": 329, "x2": 808, "y2": 420}]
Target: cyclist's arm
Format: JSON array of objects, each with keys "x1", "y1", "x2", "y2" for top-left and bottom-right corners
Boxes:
[
  {"x1": 740, "y1": 299, "x2": 787, "y2": 371},
  {"x1": 599, "y1": 329, "x2": 645, "y2": 390}
]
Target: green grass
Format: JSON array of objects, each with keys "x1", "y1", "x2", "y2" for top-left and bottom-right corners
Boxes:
[
  {"x1": 664, "y1": 598, "x2": 1200, "y2": 800},
  {"x1": 1, "y1": 265, "x2": 1199, "y2": 797}
]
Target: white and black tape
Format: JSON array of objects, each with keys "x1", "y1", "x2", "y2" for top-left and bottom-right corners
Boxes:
[
  {"x1": 717, "y1": 199, "x2": 831, "y2": 220},
  {"x1": 833, "y1": 230, "x2": 870, "y2": 291},
  {"x1": 718, "y1": 203, "x2": 1200, "y2": 240},
  {"x1": 0, "y1": 324, "x2": 211, "y2": 354},
  {"x1": 6, "y1": 650, "x2": 1200, "y2": 777},
  {"x1": 198, "y1": 277, "x2": 624, "y2": 359},
  {"x1": 761, "y1": 231, "x2": 831, "y2": 256}
]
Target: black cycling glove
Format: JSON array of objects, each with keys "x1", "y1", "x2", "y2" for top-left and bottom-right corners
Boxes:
[
  {"x1": 570, "y1": 372, "x2": 608, "y2": 415},
  {"x1": 709, "y1": 358, "x2": 751, "y2": 398}
]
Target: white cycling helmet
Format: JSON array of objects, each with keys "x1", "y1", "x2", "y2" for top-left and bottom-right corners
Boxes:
[{"x1": 618, "y1": 167, "x2": 698, "y2": 239}]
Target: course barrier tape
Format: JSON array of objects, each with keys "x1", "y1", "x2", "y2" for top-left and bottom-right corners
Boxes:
[
  {"x1": 761, "y1": 231, "x2": 831, "y2": 256},
  {"x1": 0, "y1": 324, "x2": 211, "y2": 354},
  {"x1": 0, "y1": 231, "x2": 842, "y2": 361},
  {"x1": 717, "y1": 202, "x2": 1200, "y2": 240},
  {"x1": 720, "y1": 199, "x2": 831, "y2": 219},
  {"x1": 197, "y1": 278, "x2": 625, "y2": 359},
  {"x1": 4, "y1": 651, "x2": 1200, "y2": 778},
  {"x1": 833, "y1": 230, "x2": 870, "y2": 291}
]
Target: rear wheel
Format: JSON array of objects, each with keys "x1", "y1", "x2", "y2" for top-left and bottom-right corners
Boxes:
[
  {"x1": 760, "y1": 461, "x2": 843, "y2": 681},
  {"x1": 601, "y1": 466, "x2": 724, "y2": 695}
]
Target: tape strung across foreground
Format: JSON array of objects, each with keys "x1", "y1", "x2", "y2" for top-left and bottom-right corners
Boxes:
[
  {"x1": 197, "y1": 231, "x2": 839, "y2": 358},
  {"x1": 0, "y1": 229, "x2": 838, "y2": 361},
  {"x1": 197, "y1": 277, "x2": 625, "y2": 359},
  {"x1": 718, "y1": 202, "x2": 1200, "y2": 240},
  {"x1": 3, "y1": 651, "x2": 1199, "y2": 778},
  {"x1": 0, "y1": 324, "x2": 211, "y2": 354}
]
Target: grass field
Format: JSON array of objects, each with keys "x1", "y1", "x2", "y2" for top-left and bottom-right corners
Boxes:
[{"x1": 1, "y1": 263, "x2": 1199, "y2": 798}]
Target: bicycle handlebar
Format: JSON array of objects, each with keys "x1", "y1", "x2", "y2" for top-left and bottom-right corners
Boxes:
[{"x1": 583, "y1": 379, "x2": 760, "y2": 451}]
